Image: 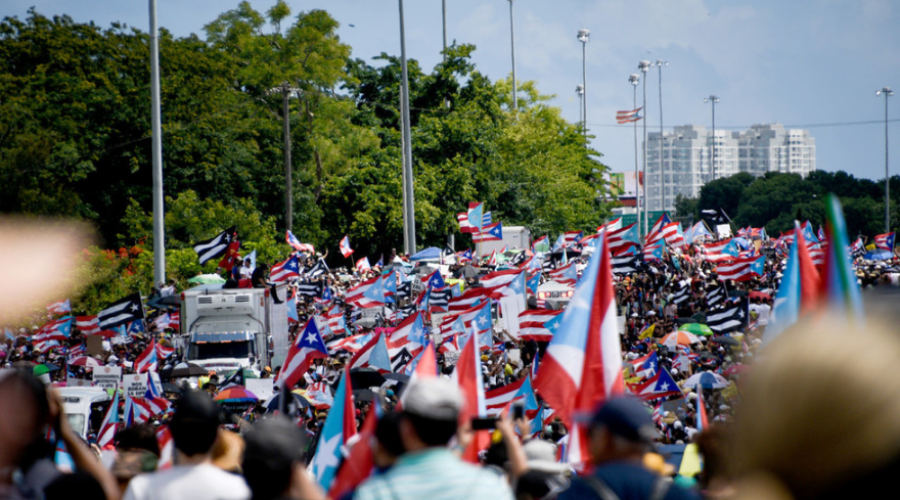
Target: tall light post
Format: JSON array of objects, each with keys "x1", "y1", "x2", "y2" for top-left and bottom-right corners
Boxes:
[
  {"x1": 399, "y1": 0, "x2": 416, "y2": 253},
  {"x1": 578, "y1": 29, "x2": 590, "y2": 141},
  {"x1": 508, "y1": 0, "x2": 517, "y2": 112},
  {"x1": 442, "y1": 0, "x2": 448, "y2": 61},
  {"x1": 149, "y1": 0, "x2": 165, "y2": 285},
  {"x1": 639, "y1": 60, "x2": 650, "y2": 236},
  {"x1": 877, "y1": 87, "x2": 894, "y2": 232},
  {"x1": 655, "y1": 60, "x2": 668, "y2": 212},
  {"x1": 576, "y1": 84, "x2": 585, "y2": 131},
  {"x1": 704, "y1": 95, "x2": 720, "y2": 181},
  {"x1": 629, "y1": 74, "x2": 641, "y2": 232}
]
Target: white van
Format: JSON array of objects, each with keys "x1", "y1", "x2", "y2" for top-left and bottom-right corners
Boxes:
[{"x1": 59, "y1": 387, "x2": 113, "y2": 440}]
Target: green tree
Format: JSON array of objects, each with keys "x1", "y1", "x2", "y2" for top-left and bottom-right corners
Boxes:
[{"x1": 697, "y1": 172, "x2": 754, "y2": 221}]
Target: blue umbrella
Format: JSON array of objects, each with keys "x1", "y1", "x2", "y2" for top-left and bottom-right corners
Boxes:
[
  {"x1": 864, "y1": 249, "x2": 893, "y2": 261},
  {"x1": 683, "y1": 371, "x2": 729, "y2": 390}
]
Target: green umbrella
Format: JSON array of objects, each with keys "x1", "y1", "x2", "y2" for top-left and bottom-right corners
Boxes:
[
  {"x1": 33, "y1": 363, "x2": 60, "y2": 376},
  {"x1": 678, "y1": 323, "x2": 714, "y2": 336},
  {"x1": 188, "y1": 273, "x2": 226, "y2": 284}
]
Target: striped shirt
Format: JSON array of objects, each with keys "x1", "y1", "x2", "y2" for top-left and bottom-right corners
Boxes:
[{"x1": 354, "y1": 448, "x2": 513, "y2": 500}]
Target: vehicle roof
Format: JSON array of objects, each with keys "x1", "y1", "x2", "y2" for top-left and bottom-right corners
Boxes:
[
  {"x1": 59, "y1": 387, "x2": 112, "y2": 403},
  {"x1": 537, "y1": 280, "x2": 574, "y2": 291}
]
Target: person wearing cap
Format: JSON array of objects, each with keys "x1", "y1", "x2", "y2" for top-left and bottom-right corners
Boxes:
[
  {"x1": 242, "y1": 417, "x2": 324, "y2": 500},
  {"x1": 354, "y1": 378, "x2": 513, "y2": 500},
  {"x1": 124, "y1": 390, "x2": 250, "y2": 500},
  {"x1": 557, "y1": 397, "x2": 698, "y2": 500}
]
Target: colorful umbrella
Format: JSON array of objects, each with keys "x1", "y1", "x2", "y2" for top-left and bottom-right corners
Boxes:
[
  {"x1": 678, "y1": 323, "x2": 713, "y2": 336},
  {"x1": 214, "y1": 387, "x2": 258, "y2": 403},
  {"x1": 69, "y1": 357, "x2": 101, "y2": 368},
  {"x1": 659, "y1": 331, "x2": 702, "y2": 349},
  {"x1": 33, "y1": 363, "x2": 60, "y2": 376},
  {"x1": 682, "y1": 371, "x2": 729, "y2": 390},
  {"x1": 187, "y1": 273, "x2": 226, "y2": 284}
]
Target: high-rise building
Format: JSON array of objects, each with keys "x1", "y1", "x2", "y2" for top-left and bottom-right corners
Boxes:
[{"x1": 645, "y1": 123, "x2": 815, "y2": 212}]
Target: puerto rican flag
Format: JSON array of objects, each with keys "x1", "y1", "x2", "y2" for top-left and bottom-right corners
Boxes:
[
  {"x1": 630, "y1": 369, "x2": 683, "y2": 401},
  {"x1": 327, "y1": 333, "x2": 371, "y2": 355},
  {"x1": 616, "y1": 107, "x2": 642, "y2": 124},
  {"x1": 326, "y1": 304, "x2": 348, "y2": 336},
  {"x1": 47, "y1": 299, "x2": 71, "y2": 315},
  {"x1": 339, "y1": 235, "x2": 354, "y2": 258},
  {"x1": 440, "y1": 300, "x2": 492, "y2": 337},
  {"x1": 547, "y1": 262, "x2": 578, "y2": 286},
  {"x1": 156, "y1": 342, "x2": 176, "y2": 359},
  {"x1": 286, "y1": 230, "x2": 315, "y2": 254},
  {"x1": 345, "y1": 275, "x2": 385, "y2": 308},
  {"x1": 454, "y1": 332, "x2": 489, "y2": 463},
  {"x1": 134, "y1": 340, "x2": 159, "y2": 373},
  {"x1": 156, "y1": 425, "x2": 174, "y2": 470},
  {"x1": 438, "y1": 334, "x2": 460, "y2": 354},
  {"x1": 517, "y1": 309, "x2": 564, "y2": 341},
  {"x1": 607, "y1": 223, "x2": 640, "y2": 253},
  {"x1": 276, "y1": 319, "x2": 329, "y2": 389},
  {"x1": 75, "y1": 316, "x2": 100, "y2": 335},
  {"x1": 532, "y1": 235, "x2": 550, "y2": 253},
  {"x1": 716, "y1": 255, "x2": 765, "y2": 282},
  {"x1": 875, "y1": 232, "x2": 895, "y2": 251},
  {"x1": 387, "y1": 312, "x2": 426, "y2": 351},
  {"x1": 702, "y1": 238, "x2": 740, "y2": 263},
  {"x1": 484, "y1": 377, "x2": 527, "y2": 415},
  {"x1": 448, "y1": 286, "x2": 493, "y2": 312},
  {"x1": 32, "y1": 317, "x2": 74, "y2": 344},
  {"x1": 270, "y1": 254, "x2": 301, "y2": 282},
  {"x1": 480, "y1": 268, "x2": 524, "y2": 291},
  {"x1": 472, "y1": 222, "x2": 503, "y2": 243},
  {"x1": 563, "y1": 231, "x2": 583, "y2": 248},
  {"x1": 534, "y1": 231, "x2": 623, "y2": 468},
  {"x1": 356, "y1": 256, "x2": 371, "y2": 273},
  {"x1": 598, "y1": 218, "x2": 623, "y2": 234},
  {"x1": 97, "y1": 390, "x2": 120, "y2": 449}
]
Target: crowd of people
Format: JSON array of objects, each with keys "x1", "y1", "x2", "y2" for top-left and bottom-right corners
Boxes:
[{"x1": 2, "y1": 221, "x2": 900, "y2": 500}]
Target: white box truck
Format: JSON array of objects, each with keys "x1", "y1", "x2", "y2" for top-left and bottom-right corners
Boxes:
[
  {"x1": 478, "y1": 225, "x2": 531, "y2": 256},
  {"x1": 180, "y1": 285, "x2": 290, "y2": 376}
]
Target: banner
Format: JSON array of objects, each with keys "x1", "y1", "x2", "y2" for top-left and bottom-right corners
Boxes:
[{"x1": 92, "y1": 366, "x2": 121, "y2": 390}]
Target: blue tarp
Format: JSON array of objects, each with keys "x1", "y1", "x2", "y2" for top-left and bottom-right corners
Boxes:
[
  {"x1": 409, "y1": 247, "x2": 442, "y2": 261},
  {"x1": 864, "y1": 250, "x2": 893, "y2": 261}
]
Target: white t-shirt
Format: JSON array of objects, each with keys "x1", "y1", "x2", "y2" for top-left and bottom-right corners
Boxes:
[
  {"x1": 123, "y1": 463, "x2": 250, "y2": 500},
  {"x1": 756, "y1": 303, "x2": 771, "y2": 326}
]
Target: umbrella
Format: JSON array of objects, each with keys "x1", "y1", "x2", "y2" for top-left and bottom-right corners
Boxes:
[
  {"x1": 162, "y1": 382, "x2": 183, "y2": 395},
  {"x1": 659, "y1": 331, "x2": 702, "y2": 349},
  {"x1": 690, "y1": 313, "x2": 706, "y2": 323},
  {"x1": 453, "y1": 266, "x2": 480, "y2": 279},
  {"x1": 382, "y1": 373, "x2": 411, "y2": 383},
  {"x1": 410, "y1": 265, "x2": 436, "y2": 276},
  {"x1": 69, "y1": 357, "x2": 101, "y2": 368},
  {"x1": 222, "y1": 368, "x2": 259, "y2": 380},
  {"x1": 682, "y1": 371, "x2": 730, "y2": 390},
  {"x1": 678, "y1": 323, "x2": 713, "y2": 336},
  {"x1": 352, "y1": 389, "x2": 378, "y2": 402},
  {"x1": 728, "y1": 290, "x2": 747, "y2": 297},
  {"x1": 214, "y1": 387, "x2": 258, "y2": 403},
  {"x1": 409, "y1": 247, "x2": 442, "y2": 261},
  {"x1": 188, "y1": 273, "x2": 226, "y2": 284},
  {"x1": 675, "y1": 317, "x2": 698, "y2": 325},
  {"x1": 160, "y1": 362, "x2": 208, "y2": 379},
  {"x1": 33, "y1": 363, "x2": 60, "y2": 376},
  {"x1": 710, "y1": 335, "x2": 740, "y2": 346},
  {"x1": 264, "y1": 391, "x2": 310, "y2": 413},
  {"x1": 864, "y1": 249, "x2": 893, "y2": 261},
  {"x1": 350, "y1": 368, "x2": 386, "y2": 388},
  {"x1": 748, "y1": 291, "x2": 771, "y2": 300}
]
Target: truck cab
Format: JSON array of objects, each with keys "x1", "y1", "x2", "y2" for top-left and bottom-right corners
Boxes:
[{"x1": 59, "y1": 387, "x2": 112, "y2": 440}]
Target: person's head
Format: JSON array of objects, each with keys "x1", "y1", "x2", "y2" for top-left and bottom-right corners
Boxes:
[
  {"x1": 242, "y1": 417, "x2": 309, "y2": 500},
  {"x1": 399, "y1": 378, "x2": 462, "y2": 451},
  {"x1": 115, "y1": 424, "x2": 160, "y2": 456},
  {"x1": 169, "y1": 389, "x2": 221, "y2": 458},
  {"x1": 0, "y1": 369, "x2": 51, "y2": 470},
  {"x1": 373, "y1": 412, "x2": 404, "y2": 468},
  {"x1": 587, "y1": 396, "x2": 656, "y2": 465}
]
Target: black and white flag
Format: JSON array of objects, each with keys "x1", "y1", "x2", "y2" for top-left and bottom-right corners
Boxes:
[
  {"x1": 672, "y1": 284, "x2": 691, "y2": 305},
  {"x1": 706, "y1": 302, "x2": 744, "y2": 333},
  {"x1": 396, "y1": 282, "x2": 412, "y2": 300},
  {"x1": 612, "y1": 254, "x2": 640, "y2": 275},
  {"x1": 429, "y1": 287, "x2": 453, "y2": 311},
  {"x1": 305, "y1": 259, "x2": 329, "y2": 279},
  {"x1": 297, "y1": 281, "x2": 323, "y2": 298},
  {"x1": 193, "y1": 226, "x2": 236, "y2": 264},
  {"x1": 706, "y1": 286, "x2": 726, "y2": 308},
  {"x1": 98, "y1": 293, "x2": 145, "y2": 330}
]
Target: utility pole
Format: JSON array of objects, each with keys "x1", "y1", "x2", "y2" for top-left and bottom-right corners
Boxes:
[
  {"x1": 639, "y1": 60, "x2": 650, "y2": 236},
  {"x1": 508, "y1": 0, "x2": 518, "y2": 112},
  {"x1": 705, "y1": 95, "x2": 720, "y2": 181},
  {"x1": 656, "y1": 60, "x2": 668, "y2": 212},
  {"x1": 578, "y1": 29, "x2": 590, "y2": 141},
  {"x1": 282, "y1": 83, "x2": 293, "y2": 232},
  {"x1": 399, "y1": 0, "x2": 417, "y2": 254},
  {"x1": 877, "y1": 87, "x2": 894, "y2": 232},
  {"x1": 149, "y1": 0, "x2": 165, "y2": 285},
  {"x1": 442, "y1": 0, "x2": 448, "y2": 61}
]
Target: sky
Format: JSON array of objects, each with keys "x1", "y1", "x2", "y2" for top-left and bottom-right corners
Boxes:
[{"x1": 4, "y1": 0, "x2": 899, "y2": 181}]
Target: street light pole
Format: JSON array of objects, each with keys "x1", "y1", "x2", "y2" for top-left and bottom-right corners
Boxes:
[
  {"x1": 576, "y1": 85, "x2": 584, "y2": 130},
  {"x1": 399, "y1": 0, "x2": 416, "y2": 253},
  {"x1": 508, "y1": 0, "x2": 517, "y2": 112},
  {"x1": 630, "y1": 74, "x2": 640, "y2": 235},
  {"x1": 655, "y1": 60, "x2": 668, "y2": 212},
  {"x1": 578, "y1": 29, "x2": 590, "y2": 141},
  {"x1": 149, "y1": 0, "x2": 165, "y2": 285},
  {"x1": 877, "y1": 87, "x2": 894, "y2": 232},
  {"x1": 704, "y1": 95, "x2": 720, "y2": 181},
  {"x1": 639, "y1": 60, "x2": 650, "y2": 236},
  {"x1": 442, "y1": 0, "x2": 448, "y2": 61}
]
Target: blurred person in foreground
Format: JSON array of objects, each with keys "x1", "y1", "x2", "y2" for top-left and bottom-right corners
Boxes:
[
  {"x1": 558, "y1": 397, "x2": 699, "y2": 500},
  {"x1": 123, "y1": 390, "x2": 249, "y2": 500},
  {"x1": 242, "y1": 417, "x2": 324, "y2": 500},
  {"x1": 354, "y1": 378, "x2": 513, "y2": 500},
  {"x1": 733, "y1": 316, "x2": 900, "y2": 500}
]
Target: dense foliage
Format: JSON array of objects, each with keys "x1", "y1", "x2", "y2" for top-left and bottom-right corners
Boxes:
[
  {"x1": 674, "y1": 171, "x2": 900, "y2": 238},
  {"x1": 0, "y1": 3, "x2": 610, "y2": 310}
]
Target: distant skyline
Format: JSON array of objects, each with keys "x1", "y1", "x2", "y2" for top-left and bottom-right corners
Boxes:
[{"x1": 4, "y1": 0, "x2": 898, "y2": 181}]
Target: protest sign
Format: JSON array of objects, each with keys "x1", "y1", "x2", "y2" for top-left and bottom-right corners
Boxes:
[
  {"x1": 246, "y1": 378, "x2": 275, "y2": 402},
  {"x1": 121, "y1": 373, "x2": 147, "y2": 398},
  {"x1": 92, "y1": 366, "x2": 121, "y2": 390}
]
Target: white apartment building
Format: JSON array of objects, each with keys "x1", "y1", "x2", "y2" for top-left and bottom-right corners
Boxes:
[{"x1": 644, "y1": 123, "x2": 815, "y2": 212}]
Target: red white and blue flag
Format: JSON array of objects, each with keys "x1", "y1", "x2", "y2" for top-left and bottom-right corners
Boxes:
[
  {"x1": 616, "y1": 107, "x2": 642, "y2": 124},
  {"x1": 134, "y1": 340, "x2": 159, "y2": 373},
  {"x1": 534, "y1": 231, "x2": 623, "y2": 468},
  {"x1": 156, "y1": 425, "x2": 174, "y2": 470},
  {"x1": 716, "y1": 255, "x2": 765, "y2": 282},
  {"x1": 547, "y1": 262, "x2": 578, "y2": 286},
  {"x1": 564, "y1": 231, "x2": 583, "y2": 248},
  {"x1": 517, "y1": 309, "x2": 564, "y2": 341},
  {"x1": 270, "y1": 254, "x2": 301, "y2": 282},
  {"x1": 355, "y1": 256, "x2": 371, "y2": 272},
  {"x1": 286, "y1": 230, "x2": 314, "y2": 253},
  {"x1": 47, "y1": 299, "x2": 71, "y2": 315},
  {"x1": 875, "y1": 232, "x2": 896, "y2": 251},
  {"x1": 472, "y1": 222, "x2": 503, "y2": 243},
  {"x1": 97, "y1": 390, "x2": 120, "y2": 449},
  {"x1": 345, "y1": 275, "x2": 385, "y2": 308},
  {"x1": 631, "y1": 369, "x2": 682, "y2": 400},
  {"x1": 276, "y1": 319, "x2": 329, "y2": 389},
  {"x1": 339, "y1": 235, "x2": 354, "y2": 258}
]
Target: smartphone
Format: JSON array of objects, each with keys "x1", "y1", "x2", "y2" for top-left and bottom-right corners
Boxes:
[
  {"x1": 512, "y1": 404, "x2": 525, "y2": 420},
  {"x1": 470, "y1": 417, "x2": 498, "y2": 431}
]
